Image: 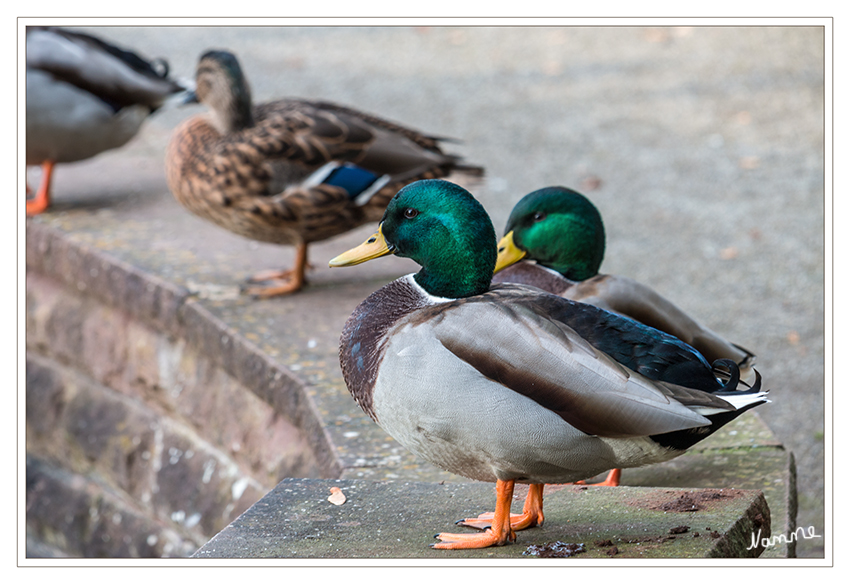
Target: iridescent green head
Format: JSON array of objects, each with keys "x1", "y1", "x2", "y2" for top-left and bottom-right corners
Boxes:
[
  {"x1": 330, "y1": 179, "x2": 497, "y2": 298},
  {"x1": 496, "y1": 186, "x2": 606, "y2": 281}
]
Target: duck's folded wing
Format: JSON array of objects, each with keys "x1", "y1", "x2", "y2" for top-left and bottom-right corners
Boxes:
[
  {"x1": 250, "y1": 101, "x2": 375, "y2": 167},
  {"x1": 567, "y1": 274, "x2": 755, "y2": 369},
  {"x1": 294, "y1": 99, "x2": 447, "y2": 151},
  {"x1": 255, "y1": 100, "x2": 472, "y2": 177},
  {"x1": 26, "y1": 27, "x2": 183, "y2": 108},
  {"x1": 431, "y1": 297, "x2": 737, "y2": 439}
]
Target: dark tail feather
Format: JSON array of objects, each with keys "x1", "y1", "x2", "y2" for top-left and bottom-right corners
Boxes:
[
  {"x1": 732, "y1": 342, "x2": 757, "y2": 370},
  {"x1": 651, "y1": 370, "x2": 768, "y2": 451},
  {"x1": 711, "y1": 358, "x2": 740, "y2": 390}
]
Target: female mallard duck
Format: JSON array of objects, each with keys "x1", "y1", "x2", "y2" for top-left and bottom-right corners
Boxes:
[
  {"x1": 493, "y1": 186, "x2": 756, "y2": 378},
  {"x1": 26, "y1": 26, "x2": 194, "y2": 216},
  {"x1": 165, "y1": 50, "x2": 484, "y2": 297},
  {"x1": 330, "y1": 179, "x2": 768, "y2": 550}
]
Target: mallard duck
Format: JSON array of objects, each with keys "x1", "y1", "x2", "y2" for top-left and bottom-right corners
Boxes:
[
  {"x1": 493, "y1": 186, "x2": 756, "y2": 378},
  {"x1": 26, "y1": 26, "x2": 194, "y2": 216},
  {"x1": 330, "y1": 179, "x2": 768, "y2": 550},
  {"x1": 492, "y1": 187, "x2": 758, "y2": 488},
  {"x1": 165, "y1": 50, "x2": 484, "y2": 297}
]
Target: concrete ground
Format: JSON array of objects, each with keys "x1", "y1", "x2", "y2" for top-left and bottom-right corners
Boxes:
[{"x1": 26, "y1": 25, "x2": 825, "y2": 557}]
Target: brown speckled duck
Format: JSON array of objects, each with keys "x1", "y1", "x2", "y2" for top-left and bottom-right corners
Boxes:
[
  {"x1": 26, "y1": 26, "x2": 193, "y2": 215},
  {"x1": 165, "y1": 50, "x2": 484, "y2": 297},
  {"x1": 330, "y1": 179, "x2": 768, "y2": 550}
]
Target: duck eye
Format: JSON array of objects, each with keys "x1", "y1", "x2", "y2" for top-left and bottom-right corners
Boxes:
[
  {"x1": 403, "y1": 208, "x2": 419, "y2": 219},
  {"x1": 532, "y1": 212, "x2": 546, "y2": 222}
]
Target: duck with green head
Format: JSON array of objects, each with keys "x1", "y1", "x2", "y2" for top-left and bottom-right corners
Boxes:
[
  {"x1": 493, "y1": 187, "x2": 757, "y2": 488},
  {"x1": 166, "y1": 50, "x2": 483, "y2": 297},
  {"x1": 331, "y1": 179, "x2": 768, "y2": 550},
  {"x1": 493, "y1": 186, "x2": 756, "y2": 378}
]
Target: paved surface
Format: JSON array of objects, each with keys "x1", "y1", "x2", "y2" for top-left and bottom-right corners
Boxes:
[{"x1": 27, "y1": 25, "x2": 825, "y2": 557}]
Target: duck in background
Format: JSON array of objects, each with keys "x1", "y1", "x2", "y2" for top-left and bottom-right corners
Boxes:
[
  {"x1": 26, "y1": 26, "x2": 195, "y2": 216},
  {"x1": 493, "y1": 186, "x2": 756, "y2": 378},
  {"x1": 330, "y1": 179, "x2": 768, "y2": 549},
  {"x1": 166, "y1": 50, "x2": 484, "y2": 297},
  {"x1": 492, "y1": 186, "x2": 757, "y2": 487}
]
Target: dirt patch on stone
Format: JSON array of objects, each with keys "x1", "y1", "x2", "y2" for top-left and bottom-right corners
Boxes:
[
  {"x1": 523, "y1": 541, "x2": 586, "y2": 558},
  {"x1": 623, "y1": 488, "x2": 745, "y2": 513}
]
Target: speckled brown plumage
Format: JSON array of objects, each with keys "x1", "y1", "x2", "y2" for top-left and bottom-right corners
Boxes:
[{"x1": 166, "y1": 50, "x2": 483, "y2": 296}]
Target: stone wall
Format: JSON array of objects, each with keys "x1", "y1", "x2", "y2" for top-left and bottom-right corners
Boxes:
[{"x1": 25, "y1": 256, "x2": 331, "y2": 557}]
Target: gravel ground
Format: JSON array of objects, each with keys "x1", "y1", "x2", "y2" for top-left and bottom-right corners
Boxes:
[{"x1": 36, "y1": 24, "x2": 826, "y2": 557}]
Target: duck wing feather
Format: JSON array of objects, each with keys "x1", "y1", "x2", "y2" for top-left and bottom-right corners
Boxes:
[
  {"x1": 562, "y1": 274, "x2": 756, "y2": 369},
  {"x1": 26, "y1": 27, "x2": 186, "y2": 110},
  {"x1": 425, "y1": 285, "x2": 744, "y2": 439}
]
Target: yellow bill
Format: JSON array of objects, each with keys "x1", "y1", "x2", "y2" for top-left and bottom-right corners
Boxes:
[
  {"x1": 493, "y1": 231, "x2": 528, "y2": 273},
  {"x1": 329, "y1": 226, "x2": 392, "y2": 267}
]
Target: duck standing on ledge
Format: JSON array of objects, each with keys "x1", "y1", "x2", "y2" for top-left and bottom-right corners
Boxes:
[
  {"x1": 330, "y1": 179, "x2": 768, "y2": 550},
  {"x1": 26, "y1": 26, "x2": 194, "y2": 216},
  {"x1": 492, "y1": 186, "x2": 758, "y2": 487},
  {"x1": 166, "y1": 50, "x2": 484, "y2": 297}
]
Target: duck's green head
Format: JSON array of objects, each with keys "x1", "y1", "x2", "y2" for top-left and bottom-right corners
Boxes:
[
  {"x1": 196, "y1": 50, "x2": 254, "y2": 133},
  {"x1": 329, "y1": 179, "x2": 497, "y2": 299},
  {"x1": 494, "y1": 186, "x2": 605, "y2": 281}
]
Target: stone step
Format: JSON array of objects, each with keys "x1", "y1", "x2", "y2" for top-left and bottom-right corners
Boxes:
[{"x1": 193, "y1": 478, "x2": 771, "y2": 559}]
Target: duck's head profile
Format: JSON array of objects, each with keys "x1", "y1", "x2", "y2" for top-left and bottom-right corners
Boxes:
[
  {"x1": 495, "y1": 186, "x2": 606, "y2": 281},
  {"x1": 330, "y1": 179, "x2": 497, "y2": 299},
  {"x1": 194, "y1": 49, "x2": 254, "y2": 134}
]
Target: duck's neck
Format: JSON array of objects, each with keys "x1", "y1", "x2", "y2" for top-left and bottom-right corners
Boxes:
[
  {"x1": 209, "y1": 96, "x2": 254, "y2": 135},
  {"x1": 528, "y1": 225, "x2": 604, "y2": 282},
  {"x1": 230, "y1": 99, "x2": 255, "y2": 133},
  {"x1": 413, "y1": 250, "x2": 494, "y2": 299},
  {"x1": 545, "y1": 253, "x2": 601, "y2": 282}
]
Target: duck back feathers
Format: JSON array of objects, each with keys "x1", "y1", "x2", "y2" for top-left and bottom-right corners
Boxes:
[{"x1": 27, "y1": 27, "x2": 188, "y2": 112}]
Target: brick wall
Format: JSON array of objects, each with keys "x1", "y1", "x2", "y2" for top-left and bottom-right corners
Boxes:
[{"x1": 26, "y1": 267, "x2": 328, "y2": 557}]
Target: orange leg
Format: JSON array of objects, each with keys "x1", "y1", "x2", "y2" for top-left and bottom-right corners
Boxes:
[
  {"x1": 458, "y1": 483, "x2": 544, "y2": 531},
  {"x1": 26, "y1": 161, "x2": 54, "y2": 216},
  {"x1": 574, "y1": 468, "x2": 621, "y2": 487},
  {"x1": 432, "y1": 479, "x2": 521, "y2": 550},
  {"x1": 243, "y1": 243, "x2": 309, "y2": 297}
]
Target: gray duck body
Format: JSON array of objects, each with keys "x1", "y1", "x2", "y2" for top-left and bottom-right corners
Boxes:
[{"x1": 339, "y1": 275, "x2": 764, "y2": 485}]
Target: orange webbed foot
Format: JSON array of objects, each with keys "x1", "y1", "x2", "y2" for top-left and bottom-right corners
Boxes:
[
  {"x1": 456, "y1": 483, "x2": 544, "y2": 531},
  {"x1": 245, "y1": 268, "x2": 297, "y2": 283},
  {"x1": 242, "y1": 273, "x2": 305, "y2": 297},
  {"x1": 242, "y1": 244, "x2": 309, "y2": 298},
  {"x1": 432, "y1": 480, "x2": 540, "y2": 550},
  {"x1": 432, "y1": 528, "x2": 516, "y2": 550},
  {"x1": 245, "y1": 264, "x2": 314, "y2": 283}
]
